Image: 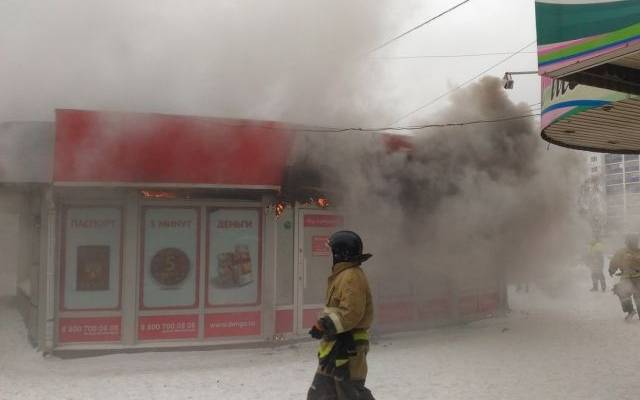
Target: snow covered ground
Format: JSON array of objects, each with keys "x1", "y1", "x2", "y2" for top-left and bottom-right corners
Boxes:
[{"x1": 1, "y1": 268, "x2": 636, "y2": 400}]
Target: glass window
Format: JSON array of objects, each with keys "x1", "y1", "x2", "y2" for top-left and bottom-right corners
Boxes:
[
  {"x1": 625, "y1": 161, "x2": 640, "y2": 172},
  {"x1": 605, "y1": 154, "x2": 623, "y2": 164},
  {"x1": 590, "y1": 156, "x2": 598, "y2": 162},
  {"x1": 625, "y1": 155, "x2": 639, "y2": 161},
  {"x1": 606, "y1": 163, "x2": 623, "y2": 174},
  {"x1": 627, "y1": 183, "x2": 640, "y2": 193},
  {"x1": 140, "y1": 207, "x2": 199, "y2": 309},
  {"x1": 606, "y1": 174, "x2": 623, "y2": 186},
  {"x1": 61, "y1": 207, "x2": 122, "y2": 310},
  {"x1": 591, "y1": 167, "x2": 599, "y2": 173},
  {"x1": 207, "y1": 208, "x2": 261, "y2": 307},
  {"x1": 627, "y1": 172, "x2": 640, "y2": 183},
  {"x1": 607, "y1": 184, "x2": 624, "y2": 195}
]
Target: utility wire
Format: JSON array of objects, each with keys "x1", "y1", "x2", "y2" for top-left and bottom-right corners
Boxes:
[
  {"x1": 366, "y1": 0, "x2": 473, "y2": 55},
  {"x1": 295, "y1": 112, "x2": 541, "y2": 133},
  {"x1": 390, "y1": 39, "x2": 538, "y2": 126},
  {"x1": 375, "y1": 51, "x2": 537, "y2": 60}
]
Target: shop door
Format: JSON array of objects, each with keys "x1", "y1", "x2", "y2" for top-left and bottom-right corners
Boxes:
[{"x1": 295, "y1": 210, "x2": 343, "y2": 335}]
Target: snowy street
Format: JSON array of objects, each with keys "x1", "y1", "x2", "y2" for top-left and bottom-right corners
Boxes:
[{"x1": 1, "y1": 268, "x2": 636, "y2": 400}]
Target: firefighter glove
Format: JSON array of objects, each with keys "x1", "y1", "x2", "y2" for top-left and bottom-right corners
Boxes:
[{"x1": 309, "y1": 324, "x2": 324, "y2": 340}]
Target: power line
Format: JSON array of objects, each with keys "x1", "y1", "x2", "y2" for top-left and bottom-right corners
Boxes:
[
  {"x1": 374, "y1": 51, "x2": 537, "y2": 60},
  {"x1": 295, "y1": 112, "x2": 541, "y2": 133},
  {"x1": 366, "y1": 0, "x2": 473, "y2": 55},
  {"x1": 390, "y1": 39, "x2": 538, "y2": 126}
]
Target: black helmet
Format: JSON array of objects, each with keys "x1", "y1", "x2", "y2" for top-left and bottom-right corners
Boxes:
[{"x1": 328, "y1": 230, "x2": 372, "y2": 265}]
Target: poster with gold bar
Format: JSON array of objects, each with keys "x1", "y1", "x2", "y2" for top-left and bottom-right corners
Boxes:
[
  {"x1": 76, "y1": 245, "x2": 110, "y2": 291},
  {"x1": 63, "y1": 207, "x2": 121, "y2": 310},
  {"x1": 208, "y1": 209, "x2": 260, "y2": 306}
]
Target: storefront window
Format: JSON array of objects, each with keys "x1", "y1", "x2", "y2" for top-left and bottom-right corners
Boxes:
[
  {"x1": 626, "y1": 183, "x2": 640, "y2": 193},
  {"x1": 140, "y1": 207, "x2": 199, "y2": 309},
  {"x1": 605, "y1": 154, "x2": 623, "y2": 164},
  {"x1": 207, "y1": 208, "x2": 261, "y2": 307},
  {"x1": 606, "y1": 174, "x2": 623, "y2": 186},
  {"x1": 605, "y1": 163, "x2": 623, "y2": 174},
  {"x1": 61, "y1": 207, "x2": 122, "y2": 310},
  {"x1": 625, "y1": 161, "x2": 640, "y2": 172},
  {"x1": 626, "y1": 172, "x2": 640, "y2": 183}
]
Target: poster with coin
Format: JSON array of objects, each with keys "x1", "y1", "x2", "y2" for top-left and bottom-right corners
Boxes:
[
  {"x1": 208, "y1": 209, "x2": 260, "y2": 306},
  {"x1": 141, "y1": 207, "x2": 199, "y2": 309},
  {"x1": 62, "y1": 207, "x2": 121, "y2": 310}
]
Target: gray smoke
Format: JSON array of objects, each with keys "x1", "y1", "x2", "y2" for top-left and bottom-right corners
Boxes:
[
  {"x1": 0, "y1": 0, "x2": 407, "y2": 127},
  {"x1": 293, "y1": 77, "x2": 588, "y2": 298},
  {"x1": 0, "y1": 3, "x2": 586, "y2": 299}
]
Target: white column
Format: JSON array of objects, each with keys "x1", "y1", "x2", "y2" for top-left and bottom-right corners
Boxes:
[{"x1": 261, "y1": 194, "x2": 277, "y2": 340}]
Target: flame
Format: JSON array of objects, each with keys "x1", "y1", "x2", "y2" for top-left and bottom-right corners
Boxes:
[
  {"x1": 316, "y1": 197, "x2": 330, "y2": 208},
  {"x1": 140, "y1": 190, "x2": 177, "y2": 199},
  {"x1": 274, "y1": 201, "x2": 286, "y2": 217}
]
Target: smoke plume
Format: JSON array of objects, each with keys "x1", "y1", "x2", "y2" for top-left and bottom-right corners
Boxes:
[{"x1": 293, "y1": 77, "x2": 588, "y2": 300}]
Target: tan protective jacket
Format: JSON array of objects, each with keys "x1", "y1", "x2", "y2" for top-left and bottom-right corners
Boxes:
[
  {"x1": 609, "y1": 248, "x2": 640, "y2": 279},
  {"x1": 323, "y1": 261, "x2": 373, "y2": 334}
]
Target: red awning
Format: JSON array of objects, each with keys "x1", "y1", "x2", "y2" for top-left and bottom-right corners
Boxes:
[{"x1": 54, "y1": 110, "x2": 295, "y2": 188}]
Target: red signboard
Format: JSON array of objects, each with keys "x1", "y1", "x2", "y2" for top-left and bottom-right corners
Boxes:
[
  {"x1": 312, "y1": 236, "x2": 330, "y2": 256},
  {"x1": 58, "y1": 317, "x2": 122, "y2": 343},
  {"x1": 303, "y1": 215, "x2": 343, "y2": 228},
  {"x1": 138, "y1": 314, "x2": 199, "y2": 340},
  {"x1": 54, "y1": 110, "x2": 294, "y2": 186},
  {"x1": 205, "y1": 311, "x2": 261, "y2": 337}
]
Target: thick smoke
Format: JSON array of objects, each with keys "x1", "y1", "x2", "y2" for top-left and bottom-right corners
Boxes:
[
  {"x1": 0, "y1": 3, "x2": 585, "y2": 299},
  {"x1": 293, "y1": 77, "x2": 588, "y2": 299},
  {"x1": 0, "y1": 0, "x2": 413, "y2": 127}
]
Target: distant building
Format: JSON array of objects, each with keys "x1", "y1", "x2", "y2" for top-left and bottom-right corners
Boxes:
[{"x1": 590, "y1": 153, "x2": 640, "y2": 233}]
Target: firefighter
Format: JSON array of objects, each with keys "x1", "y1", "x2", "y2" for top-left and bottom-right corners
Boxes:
[
  {"x1": 307, "y1": 230, "x2": 375, "y2": 400},
  {"x1": 609, "y1": 233, "x2": 640, "y2": 321},
  {"x1": 585, "y1": 238, "x2": 606, "y2": 292}
]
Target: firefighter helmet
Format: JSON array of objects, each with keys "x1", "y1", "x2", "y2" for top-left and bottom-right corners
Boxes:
[{"x1": 328, "y1": 230, "x2": 372, "y2": 264}]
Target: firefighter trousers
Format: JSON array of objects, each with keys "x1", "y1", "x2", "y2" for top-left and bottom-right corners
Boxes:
[
  {"x1": 614, "y1": 278, "x2": 640, "y2": 313},
  {"x1": 591, "y1": 272, "x2": 606, "y2": 291},
  {"x1": 307, "y1": 343, "x2": 374, "y2": 400}
]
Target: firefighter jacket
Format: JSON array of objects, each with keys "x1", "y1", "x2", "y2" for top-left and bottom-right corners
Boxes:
[
  {"x1": 323, "y1": 261, "x2": 373, "y2": 334},
  {"x1": 316, "y1": 261, "x2": 373, "y2": 382},
  {"x1": 609, "y1": 248, "x2": 640, "y2": 279}
]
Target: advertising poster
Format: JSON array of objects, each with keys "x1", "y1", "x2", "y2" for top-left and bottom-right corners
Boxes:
[
  {"x1": 62, "y1": 207, "x2": 121, "y2": 310},
  {"x1": 141, "y1": 208, "x2": 199, "y2": 309},
  {"x1": 208, "y1": 209, "x2": 260, "y2": 306}
]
